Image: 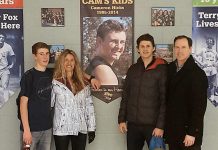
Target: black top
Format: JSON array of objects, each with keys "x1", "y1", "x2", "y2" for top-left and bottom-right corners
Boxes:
[
  {"x1": 118, "y1": 57, "x2": 167, "y2": 129},
  {"x1": 165, "y1": 55, "x2": 208, "y2": 144},
  {"x1": 20, "y1": 68, "x2": 53, "y2": 131}
]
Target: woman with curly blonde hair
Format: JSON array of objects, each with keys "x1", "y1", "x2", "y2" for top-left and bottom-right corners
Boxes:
[{"x1": 51, "y1": 49, "x2": 96, "y2": 150}]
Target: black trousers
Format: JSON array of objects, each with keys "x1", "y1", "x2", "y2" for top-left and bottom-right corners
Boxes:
[
  {"x1": 54, "y1": 133, "x2": 87, "y2": 150},
  {"x1": 127, "y1": 123, "x2": 154, "y2": 150},
  {"x1": 168, "y1": 142, "x2": 201, "y2": 150}
]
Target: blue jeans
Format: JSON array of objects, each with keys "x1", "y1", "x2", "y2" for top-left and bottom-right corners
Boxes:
[{"x1": 20, "y1": 129, "x2": 52, "y2": 150}]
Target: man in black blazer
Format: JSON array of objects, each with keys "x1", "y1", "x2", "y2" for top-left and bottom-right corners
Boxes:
[{"x1": 165, "y1": 35, "x2": 208, "y2": 150}]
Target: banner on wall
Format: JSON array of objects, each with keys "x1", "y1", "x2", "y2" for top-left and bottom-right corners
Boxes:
[
  {"x1": 192, "y1": 0, "x2": 218, "y2": 107},
  {"x1": 80, "y1": 0, "x2": 134, "y2": 103},
  {"x1": 0, "y1": 0, "x2": 24, "y2": 108}
]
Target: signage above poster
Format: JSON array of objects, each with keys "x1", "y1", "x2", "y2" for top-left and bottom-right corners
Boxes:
[
  {"x1": 0, "y1": 0, "x2": 23, "y2": 8},
  {"x1": 193, "y1": 0, "x2": 218, "y2": 6}
]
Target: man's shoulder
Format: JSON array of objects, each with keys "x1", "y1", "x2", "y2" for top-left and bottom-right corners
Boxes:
[
  {"x1": 0, "y1": 43, "x2": 12, "y2": 52},
  {"x1": 2, "y1": 42, "x2": 13, "y2": 50},
  {"x1": 86, "y1": 56, "x2": 109, "y2": 74},
  {"x1": 190, "y1": 60, "x2": 207, "y2": 79},
  {"x1": 21, "y1": 68, "x2": 35, "y2": 82},
  {"x1": 90, "y1": 56, "x2": 108, "y2": 67},
  {"x1": 46, "y1": 68, "x2": 54, "y2": 74},
  {"x1": 127, "y1": 62, "x2": 142, "y2": 73},
  {"x1": 23, "y1": 68, "x2": 35, "y2": 76},
  {"x1": 24, "y1": 68, "x2": 53, "y2": 76},
  {"x1": 193, "y1": 63, "x2": 207, "y2": 75}
]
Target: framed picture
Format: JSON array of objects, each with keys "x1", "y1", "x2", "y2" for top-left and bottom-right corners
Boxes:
[
  {"x1": 49, "y1": 45, "x2": 65, "y2": 64},
  {"x1": 41, "y1": 8, "x2": 65, "y2": 27},
  {"x1": 151, "y1": 7, "x2": 175, "y2": 26},
  {"x1": 155, "y1": 44, "x2": 173, "y2": 63}
]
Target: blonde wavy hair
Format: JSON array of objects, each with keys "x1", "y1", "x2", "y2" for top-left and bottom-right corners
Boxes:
[{"x1": 53, "y1": 49, "x2": 86, "y2": 92}]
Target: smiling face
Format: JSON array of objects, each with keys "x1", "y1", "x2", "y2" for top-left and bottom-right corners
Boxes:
[
  {"x1": 64, "y1": 53, "x2": 75, "y2": 74},
  {"x1": 137, "y1": 40, "x2": 155, "y2": 60},
  {"x1": 174, "y1": 38, "x2": 192, "y2": 65},
  {"x1": 97, "y1": 31, "x2": 126, "y2": 65},
  {"x1": 34, "y1": 48, "x2": 50, "y2": 68}
]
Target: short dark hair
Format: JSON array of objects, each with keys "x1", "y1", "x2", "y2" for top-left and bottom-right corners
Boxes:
[
  {"x1": 174, "y1": 35, "x2": 192, "y2": 47},
  {"x1": 97, "y1": 19, "x2": 126, "y2": 40},
  {"x1": 136, "y1": 34, "x2": 155, "y2": 48},
  {"x1": 32, "y1": 42, "x2": 50, "y2": 54}
]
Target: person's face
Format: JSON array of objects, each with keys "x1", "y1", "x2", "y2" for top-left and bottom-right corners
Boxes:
[
  {"x1": 137, "y1": 40, "x2": 155, "y2": 60},
  {"x1": 0, "y1": 34, "x2": 5, "y2": 44},
  {"x1": 98, "y1": 31, "x2": 126, "y2": 64},
  {"x1": 153, "y1": 9, "x2": 157, "y2": 14},
  {"x1": 64, "y1": 54, "x2": 75, "y2": 73},
  {"x1": 159, "y1": 10, "x2": 163, "y2": 15},
  {"x1": 34, "y1": 48, "x2": 50, "y2": 68},
  {"x1": 206, "y1": 38, "x2": 215, "y2": 48},
  {"x1": 164, "y1": 10, "x2": 168, "y2": 15},
  {"x1": 174, "y1": 38, "x2": 192, "y2": 63}
]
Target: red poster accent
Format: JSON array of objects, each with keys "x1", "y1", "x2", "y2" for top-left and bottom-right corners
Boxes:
[{"x1": 0, "y1": 0, "x2": 23, "y2": 8}]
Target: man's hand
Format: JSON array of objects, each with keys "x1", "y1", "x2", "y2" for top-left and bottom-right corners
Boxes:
[
  {"x1": 119, "y1": 122, "x2": 127, "y2": 134},
  {"x1": 91, "y1": 78, "x2": 101, "y2": 90},
  {"x1": 152, "y1": 128, "x2": 164, "y2": 137},
  {"x1": 23, "y1": 130, "x2": 32, "y2": 145},
  {"x1": 183, "y1": 135, "x2": 195, "y2": 147}
]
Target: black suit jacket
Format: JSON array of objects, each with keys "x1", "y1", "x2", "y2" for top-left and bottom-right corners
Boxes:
[{"x1": 165, "y1": 55, "x2": 208, "y2": 145}]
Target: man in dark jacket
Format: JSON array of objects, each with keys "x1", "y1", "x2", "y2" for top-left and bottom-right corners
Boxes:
[
  {"x1": 118, "y1": 34, "x2": 167, "y2": 150},
  {"x1": 165, "y1": 35, "x2": 208, "y2": 150}
]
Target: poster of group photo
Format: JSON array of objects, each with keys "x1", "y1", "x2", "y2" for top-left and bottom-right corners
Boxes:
[
  {"x1": 80, "y1": 0, "x2": 134, "y2": 103},
  {"x1": 192, "y1": 0, "x2": 218, "y2": 107},
  {"x1": 151, "y1": 7, "x2": 175, "y2": 26},
  {"x1": 0, "y1": 0, "x2": 24, "y2": 108},
  {"x1": 41, "y1": 8, "x2": 64, "y2": 27}
]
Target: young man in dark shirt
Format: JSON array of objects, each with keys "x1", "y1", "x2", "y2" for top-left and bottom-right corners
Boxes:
[
  {"x1": 118, "y1": 34, "x2": 167, "y2": 150},
  {"x1": 20, "y1": 42, "x2": 53, "y2": 150}
]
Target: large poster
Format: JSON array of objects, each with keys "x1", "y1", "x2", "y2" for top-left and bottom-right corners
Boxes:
[
  {"x1": 80, "y1": 0, "x2": 134, "y2": 103},
  {"x1": 192, "y1": 0, "x2": 218, "y2": 106},
  {"x1": 0, "y1": 0, "x2": 24, "y2": 108}
]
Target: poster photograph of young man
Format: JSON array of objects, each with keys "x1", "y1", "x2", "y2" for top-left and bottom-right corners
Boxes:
[{"x1": 82, "y1": 17, "x2": 133, "y2": 102}]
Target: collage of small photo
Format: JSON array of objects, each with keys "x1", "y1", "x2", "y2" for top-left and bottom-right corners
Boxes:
[{"x1": 49, "y1": 44, "x2": 65, "y2": 64}]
